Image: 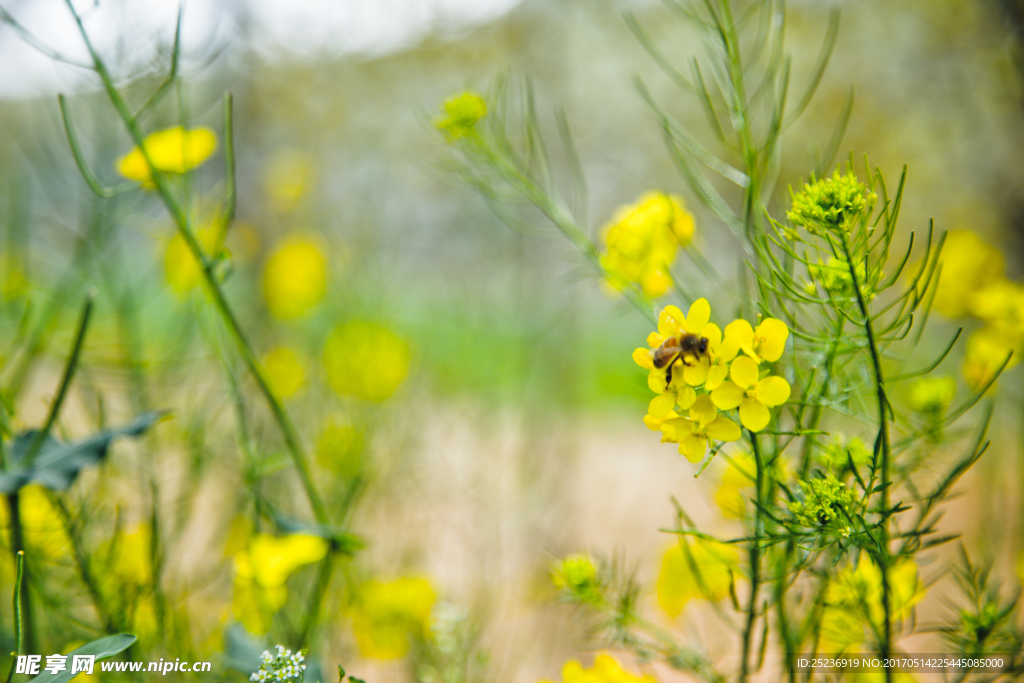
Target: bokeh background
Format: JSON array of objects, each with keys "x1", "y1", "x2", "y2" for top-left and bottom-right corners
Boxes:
[{"x1": 0, "y1": 0, "x2": 1023, "y2": 680}]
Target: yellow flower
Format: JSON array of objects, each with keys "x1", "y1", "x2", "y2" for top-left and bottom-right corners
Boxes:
[
  {"x1": 163, "y1": 226, "x2": 218, "y2": 294},
  {"x1": 905, "y1": 376, "x2": 956, "y2": 417},
  {"x1": 602, "y1": 193, "x2": 695, "y2": 299},
  {"x1": 323, "y1": 321, "x2": 410, "y2": 402},
  {"x1": 105, "y1": 523, "x2": 153, "y2": 588},
  {"x1": 715, "y1": 455, "x2": 755, "y2": 519},
  {"x1": 655, "y1": 395, "x2": 742, "y2": 463},
  {"x1": 930, "y1": 230, "x2": 1005, "y2": 319},
  {"x1": 262, "y1": 235, "x2": 328, "y2": 319},
  {"x1": 232, "y1": 533, "x2": 328, "y2": 634},
  {"x1": 540, "y1": 653, "x2": 656, "y2": 683},
  {"x1": 351, "y1": 577, "x2": 437, "y2": 659},
  {"x1": 262, "y1": 346, "x2": 306, "y2": 399},
  {"x1": 657, "y1": 539, "x2": 739, "y2": 616},
  {"x1": 711, "y1": 356, "x2": 791, "y2": 432},
  {"x1": 118, "y1": 126, "x2": 217, "y2": 187},
  {"x1": 1017, "y1": 548, "x2": 1024, "y2": 584},
  {"x1": 435, "y1": 92, "x2": 487, "y2": 139},
  {"x1": 819, "y1": 554, "x2": 924, "y2": 653},
  {"x1": 967, "y1": 277, "x2": 1024, "y2": 331},
  {"x1": 723, "y1": 317, "x2": 789, "y2": 364},
  {"x1": 264, "y1": 148, "x2": 314, "y2": 212},
  {"x1": 635, "y1": 299, "x2": 717, "y2": 389},
  {"x1": 4, "y1": 485, "x2": 71, "y2": 561},
  {"x1": 962, "y1": 325, "x2": 1019, "y2": 390}
]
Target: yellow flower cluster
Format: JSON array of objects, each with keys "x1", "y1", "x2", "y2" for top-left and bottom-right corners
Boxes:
[
  {"x1": 819, "y1": 554, "x2": 924, "y2": 654},
  {"x1": 540, "y1": 653, "x2": 656, "y2": 683},
  {"x1": 929, "y1": 230, "x2": 1023, "y2": 388},
  {"x1": 119, "y1": 126, "x2": 217, "y2": 188},
  {"x1": 601, "y1": 192, "x2": 695, "y2": 299},
  {"x1": 633, "y1": 299, "x2": 790, "y2": 462},
  {"x1": 323, "y1": 320, "x2": 411, "y2": 402},
  {"x1": 232, "y1": 533, "x2": 328, "y2": 634},
  {"x1": 350, "y1": 577, "x2": 436, "y2": 659},
  {"x1": 263, "y1": 235, "x2": 328, "y2": 320},
  {"x1": 435, "y1": 91, "x2": 487, "y2": 140},
  {"x1": 657, "y1": 539, "x2": 739, "y2": 616}
]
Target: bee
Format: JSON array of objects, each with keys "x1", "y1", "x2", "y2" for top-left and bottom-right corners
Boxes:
[{"x1": 651, "y1": 333, "x2": 710, "y2": 388}]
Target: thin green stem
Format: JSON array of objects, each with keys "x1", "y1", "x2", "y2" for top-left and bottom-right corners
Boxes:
[
  {"x1": 740, "y1": 430, "x2": 765, "y2": 683},
  {"x1": 840, "y1": 230, "x2": 892, "y2": 681},
  {"x1": 61, "y1": 0, "x2": 328, "y2": 526},
  {"x1": 4, "y1": 551, "x2": 24, "y2": 683},
  {"x1": 24, "y1": 292, "x2": 93, "y2": 467}
]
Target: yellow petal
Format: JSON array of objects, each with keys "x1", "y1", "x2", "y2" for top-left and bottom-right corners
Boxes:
[
  {"x1": 711, "y1": 381, "x2": 745, "y2": 410},
  {"x1": 705, "y1": 417, "x2": 742, "y2": 442},
  {"x1": 739, "y1": 399, "x2": 770, "y2": 432},
  {"x1": 706, "y1": 364, "x2": 730, "y2": 391},
  {"x1": 755, "y1": 318, "x2": 789, "y2": 362},
  {"x1": 689, "y1": 394, "x2": 717, "y2": 426},
  {"x1": 754, "y1": 376, "x2": 791, "y2": 407},
  {"x1": 724, "y1": 319, "x2": 754, "y2": 347},
  {"x1": 703, "y1": 323, "x2": 722, "y2": 349},
  {"x1": 659, "y1": 416, "x2": 692, "y2": 442},
  {"x1": 633, "y1": 347, "x2": 655, "y2": 370},
  {"x1": 679, "y1": 434, "x2": 708, "y2": 462},
  {"x1": 647, "y1": 332, "x2": 665, "y2": 347},
  {"x1": 648, "y1": 368, "x2": 669, "y2": 394},
  {"x1": 676, "y1": 385, "x2": 697, "y2": 410},
  {"x1": 649, "y1": 393, "x2": 676, "y2": 418},
  {"x1": 730, "y1": 356, "x2": 759, "y2": 389},
  {"x1": 684, "y1": 298, "x2": 711, "y2": 333},
  {"x1": 643, "y1": 414, "x2": 664, "y2": 431},
  {"x1": 684, "y1": 357, "x2": 711, "y2": 386},
  {"x1": 659, "y1": 305, "x2": 685, "y2": 337}
]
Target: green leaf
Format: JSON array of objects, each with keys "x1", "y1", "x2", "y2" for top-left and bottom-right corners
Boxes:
[
  {"x1": 28, "y1": 634, "x2": 136, "y2": 682},
  {"x1": 0, "y1": 411, "x2": 165, "y2": 493},
  {"x1": 223, "y1": 623, "x2": 265, "y2": 674}
]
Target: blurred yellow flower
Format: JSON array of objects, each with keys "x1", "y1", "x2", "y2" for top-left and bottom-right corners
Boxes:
[
  {"x1": 323, "y1": 321, "x2": 410, "y2": 402},
  {"x1": 262, "y1": 346, "x2": 306, "y2": 399},
  {"x1": 930, "y1": 230, "x2": 1005, "y2": 318},
  {"x1": 1017, "y1": 549, "x2": 1024, "y2": 584},
  {"x1": 715, "y1": 455, "x2": 755, "y2": 519},
  {"x1": 105, "y1": 523, "x2": 152, "y2": 587},
  {"x1": 118, "y1": 126, "x2": 217, "y2": 188},
  {"x1": 711, "y1": 356, "x2": 791, "y2": 431},
  {"x1": 962, "y1": 326, "x2": 1019, "y2": 390},
  {"x1": 232, "y1": 533, "x2": 328, "y2": 634},
  {"x1": 968, "y1": 277, "x2": 1024, "y2": 331},
  {"x1": 540, "y1": 653, "x2": 656, "y2": 683},
  {"x1": 316, "y1": 419, "x2": 364, "y2": 478},
  {"x1": 163, "y1": 226, "x2": 218, "y2": 294},
  {"x1": 819, "y1": 554, "x2": 924, "y2": 653},
  {"x1": 262, "y1": 235, "x2": 328, "y2": 319},
  {"x1": 351, "y1": 577, "x2": 436, "y2": 659},
  {"x1": 8, "y1": 485, "x2": 71, "y2": 561},
  {"x1": 264, "y1": 148, "x2": 315, "y2": 212},
  {"x1": 905, "y1": 376, "x2": 956, "y2": 418},
  {"x1": 601, "y1": 193, "x2": 695, "y2": 299},
  {"x1": 657, "y1": 539, "x2": 739, "y2": 616},
  {"x1": 656, "y1": 395, "x2": 742, "y2": 463},
  {"x1": 436, "y1": 91, "x2": 487, "y2": 140}
]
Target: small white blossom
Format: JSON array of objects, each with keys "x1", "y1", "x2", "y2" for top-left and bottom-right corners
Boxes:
[{"x1": 250, "y1": 645, "x2": 307, "y2": 683}]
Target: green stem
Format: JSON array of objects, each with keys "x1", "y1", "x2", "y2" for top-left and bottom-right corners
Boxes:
[
  {"x1": 740, "y1": 430, "x2": 765, "y2": 683},
  {"x1": 62, "y1": 0, "x2": 328, "y2": 526},
  {"x1": 4, "y1": 551, "x2": 24, "y2": 683},
  {"x1": 840, "y1": 231, "x2": 892, "y2": 682},
  {"x1": 5, "y1": 497, "x2": 34, "y2": 656},
  {"x1": 48, "y1": 492, "x2": 120, "y2": 634},
  {"x1": 24, "y1": 293, "x2": 93, "y2": 467}
]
